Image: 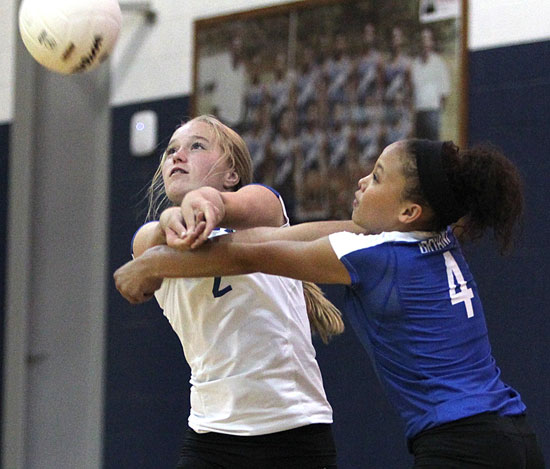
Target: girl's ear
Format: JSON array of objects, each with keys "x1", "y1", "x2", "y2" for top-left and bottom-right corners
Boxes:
[
  {"x1": 223, "y1": 170, "x2": 240, "y2": 190},
  {"x1": 398, "y1": 202, "x2": 423, "y2": 226}
]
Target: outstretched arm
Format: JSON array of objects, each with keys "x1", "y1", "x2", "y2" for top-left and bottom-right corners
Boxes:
[
  {"x1": 228, "y1": 220, "x2": 365, "y2": 244},
  {"x1": 132, "y1": 184, "x2": 288, "y2": 256},
  {"x1": 114, "y1": 236, "x2": 351, "y2": 304},
  {"x1": 166, "y1": 185, "x2": 365, "y2": 249}
]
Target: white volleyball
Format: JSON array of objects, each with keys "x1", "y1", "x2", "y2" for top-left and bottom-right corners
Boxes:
[{"x1": 18, "y1": 0, "x2": 122, "y2": 75}]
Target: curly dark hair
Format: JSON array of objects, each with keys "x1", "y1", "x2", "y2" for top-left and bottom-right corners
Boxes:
[{"x1": 402, "y1": 140, "x2": 524, "y2": 253}]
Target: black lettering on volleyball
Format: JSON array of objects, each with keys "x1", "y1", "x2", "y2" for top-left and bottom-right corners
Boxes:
[
  {"x1": 38, "y1": 30, "x2": 57, "y2": 50},
  {"x1": 71, "y1": 35, "x2": 104, "y2": 73},
  {"x1": 62, "y1": 43, "x2": 75, "y2": 61}
]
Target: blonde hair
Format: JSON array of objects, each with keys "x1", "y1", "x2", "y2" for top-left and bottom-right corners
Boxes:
[
  {"x1": 303, "y1": 281, "x2": 345, "y2": 344},
  {"x1": 146, "y1": 115, "x2": 253, "y2": 221}
]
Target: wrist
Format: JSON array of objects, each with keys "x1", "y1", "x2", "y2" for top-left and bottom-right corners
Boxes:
[{"x1": 140, "y1": 245, "x2": 165, "y2": 279}]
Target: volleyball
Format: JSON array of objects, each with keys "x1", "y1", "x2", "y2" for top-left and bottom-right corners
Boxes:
[{"x1": 18, "y1": 0, "x2": 122, "y2": 75}]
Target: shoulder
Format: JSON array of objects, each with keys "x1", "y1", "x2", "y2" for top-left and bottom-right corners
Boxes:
[
  {"x1": 240, "y1": 183, "x2": 281, "y2": 199},
  {"x1": 242, "y1": 184, "x2": 290, "y2": 226},
  {"x1": 132, "y1": 221, "x2": 159, "y2": 257},
  {"x1": 222, "y1": 184, "x2": 288, "y2": 228},
  {"x1": 329, "y1": 231, "x2": 423, "y2": 259}
]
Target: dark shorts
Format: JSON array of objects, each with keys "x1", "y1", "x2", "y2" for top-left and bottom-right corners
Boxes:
[
  {"x1": 177, "y1": 423, "x2": 337, "y2": 469},
  {"x1": 409, "y1": 413, "x2": 545, "y2": 468}
]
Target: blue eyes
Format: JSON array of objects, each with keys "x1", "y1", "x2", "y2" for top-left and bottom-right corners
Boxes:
[{"x1": 191, "y1": 142, "x2": 205, "y2": 150}]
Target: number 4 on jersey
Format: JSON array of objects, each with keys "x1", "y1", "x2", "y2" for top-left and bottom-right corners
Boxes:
[{"x1": 443, "y1": 252, "x2": 474, "y2": 318}]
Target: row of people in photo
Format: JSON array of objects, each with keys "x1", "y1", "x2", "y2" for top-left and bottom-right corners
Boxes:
[
  {"x1": 239, "y1": 24, "x2": 450, "y2": 142},
  {"x1": 242, "y1": 107, "x2": 412, "y2": 221}
]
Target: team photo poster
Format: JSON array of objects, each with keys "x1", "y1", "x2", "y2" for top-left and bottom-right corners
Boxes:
[{"x1": 194, "y1": 0, "x2": 466, "y2": 221}]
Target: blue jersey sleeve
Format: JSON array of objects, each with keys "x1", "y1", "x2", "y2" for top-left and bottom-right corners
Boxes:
[{"x1": 329, "y1": 231, "x2": 411, "y2": 292}]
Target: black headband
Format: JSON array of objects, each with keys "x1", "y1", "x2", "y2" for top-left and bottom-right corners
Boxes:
[{"x1": 413, "y1": 139, "x2": 465, "y2": 227}]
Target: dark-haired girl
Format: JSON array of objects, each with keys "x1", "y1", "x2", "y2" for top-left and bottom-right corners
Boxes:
[{"x1": 115, "y1": 139, "x2": 545, "y2": 468}]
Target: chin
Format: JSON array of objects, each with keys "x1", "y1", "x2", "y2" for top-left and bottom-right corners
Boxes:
[
  {"x1": 165, "y1": 191, "x2": 184, "y2": 206},
  {"x1": 351, "y1": 211, "x2": 364, "y2": 227},
  {"x1": 352, "y1": 215, "x2": 381, "y2": 234},
  {"x1": 165, "y1": 184, "x2": 189, "y2": 203}
]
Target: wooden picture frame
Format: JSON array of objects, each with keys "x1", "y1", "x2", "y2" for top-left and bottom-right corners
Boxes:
[{"x1": 193, "y1": 0, "x2": 467, "y2": 221}]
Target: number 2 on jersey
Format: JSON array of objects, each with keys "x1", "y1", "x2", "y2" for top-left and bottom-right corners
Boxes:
[
  {"x1": 443, "y1": 251, "x2": 474, "y2": 318},
  {"x1": 212, "y1": 276, "x2": 232, "y2": 298}
]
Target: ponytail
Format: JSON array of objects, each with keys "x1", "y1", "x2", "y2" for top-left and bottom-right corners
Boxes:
[
  {"x1": 447, "y1": 143, "x2": 523, "y2": 253},
  {"x1": 302, "y1": 281, "x2": 344, "y2": 344},
  {"x1": 403, "y1": 139, "x2": 524, "y2": 254}
]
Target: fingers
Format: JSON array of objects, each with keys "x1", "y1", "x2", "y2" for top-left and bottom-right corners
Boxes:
[
  {"x1": 183, "y1": 206, "x2": 219, "y2": 246},
  {"x1": 179, "y1": 221, "x2": 207, "y2": 249},
  {"x1": 181, "y1": 208, "x2": 206, "y2": 235},
  {"x1": 163, "y1": 221, "x2": 206, "y2": 250},
  {"x1": 181, "y1": 203, "x2": 197, "y2": 235},
  {"x1": 190, "y1": 222, "x2": 208, "y2": 249},
  {"x1": 201, "y1": 204, "x2": 218, "y2": 243},
  {"x1": 161, "y1": 197, "x2": 221, "y2": 249},
  {"x1": 166, "y1": 227, "x2": 183, "y2": 248},
  {"x1": 168, "y1": 217, "x2": 186, "y2": 240},
  {"x1": 114, "y1": 280, "x2": 153, "y2": 304},
  {"x1": 113, "y1": 261, "x2": 162, "y2": 305},
  {"x1": 123, "y1": 292, "x2": 152, "y2": 304},
  {"x1": 140, "y1": 291, "x2": 155, "y2": 303},
  {"x1": 160, "y1": 207, "x2": 187, "y2": 240},
  {"x1": 180, "y1": 195, "x2": 223, "y2": 243}
]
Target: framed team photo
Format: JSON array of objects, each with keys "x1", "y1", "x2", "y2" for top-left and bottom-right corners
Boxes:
[{"x1": 193, "y1": 0, "x2": 467, "y2": 222}]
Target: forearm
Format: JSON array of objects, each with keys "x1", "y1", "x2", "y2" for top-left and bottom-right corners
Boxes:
[
  {"x1": 230, "y1": 219, "x2": 365, "y2": 243},
  {"x1": 138, "y1": 236, "x2": 350, "y2": 285},
  {"x1": 218, "y1": 187, "x2": 284, "y2": 229},
  {"x1": 138, "y1": 243, "x2": 253, "y2": 279},
  {"x1": 182, "y1": 186, "x2": 285, "y2": 235}
]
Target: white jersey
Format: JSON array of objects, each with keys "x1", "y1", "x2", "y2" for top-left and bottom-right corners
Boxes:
[{"x1": 154, "y1": 196, "x2": 332, "y2": 436}]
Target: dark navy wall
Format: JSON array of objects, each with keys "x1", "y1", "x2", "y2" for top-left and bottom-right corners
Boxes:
[
  {"x1": 0, "y1": 123, "x2": 9, "y2": 464},
  {"x1": 467, "y1": 40, "x2": 550, "y2": 463},
  {"x1": 106, "y1": 40, "x2": 550, "y2": 468},
  {"x1": 105, "y1": 97, "x2": 191, "y2": 469}
]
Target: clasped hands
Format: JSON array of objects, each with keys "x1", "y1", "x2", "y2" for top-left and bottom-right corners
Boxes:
[
  {"x1": 113, "y1": 187, "x2": 225, "y2": 304},
  {"x1": 161, "y1": 186, "x2": 226, "y2": 250}
]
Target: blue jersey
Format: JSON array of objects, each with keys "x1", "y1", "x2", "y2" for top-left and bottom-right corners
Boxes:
[{"x1": 329, "y1": 229, "x2": 526, "y2": 439}]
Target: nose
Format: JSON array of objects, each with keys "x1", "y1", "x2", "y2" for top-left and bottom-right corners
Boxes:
[
  {"x1": 172, "y1": 147, "x2": 187, "y2": 163},
  {"x1": 355, "y1": 176, "x2": 367, "y2": 200},
  {"x1": 358, "y1": 175, "x2": 369, "y2": 191}
]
